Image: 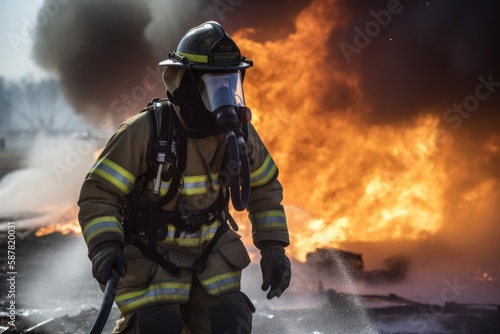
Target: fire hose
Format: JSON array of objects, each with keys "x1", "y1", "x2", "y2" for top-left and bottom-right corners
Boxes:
[
  {"x1": 88, "y1": 269, "x2": 120, "y2": 334},
  {"x1": 215, "y1": 105, "x2": 251, "y2": 211},
  {"x1": 225, "y1": 129, "x2": 251, "y2": 211}
]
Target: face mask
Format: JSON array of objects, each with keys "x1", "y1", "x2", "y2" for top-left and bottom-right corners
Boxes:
[{"x1": 198, "y1": 71, "x2": 245, "y2": 112}]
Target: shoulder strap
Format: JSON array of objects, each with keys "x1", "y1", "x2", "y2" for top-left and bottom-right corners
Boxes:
[{"x1": 154, "y1": 100, "x2": 187, "y2": 207}]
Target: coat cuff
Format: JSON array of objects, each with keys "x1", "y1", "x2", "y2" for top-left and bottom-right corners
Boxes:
[{"x1": 250, "y1": 209, "x2": 290, "y2": 248}]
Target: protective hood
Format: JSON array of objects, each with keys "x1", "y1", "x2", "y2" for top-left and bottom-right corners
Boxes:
[{"x1": 162, "y1": 67, "x2": 220, "y2": 137}]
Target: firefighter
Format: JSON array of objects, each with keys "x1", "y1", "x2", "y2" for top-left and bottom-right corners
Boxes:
[{"x1": 78, "y1": 21, "x2": 291, "y2": 333}]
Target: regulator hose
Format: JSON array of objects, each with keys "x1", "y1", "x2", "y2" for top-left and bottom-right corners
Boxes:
[
  {"x1": 88, "y1": 269, "x2": 120, "y2": 334},
  {"x1": 226, "y1": 130, "x2": 251, "y2": 211}
]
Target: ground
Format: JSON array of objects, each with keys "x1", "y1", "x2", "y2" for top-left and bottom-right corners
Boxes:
[{"x1": 0, "y1": 230, "x2": 499, "y2": 334}]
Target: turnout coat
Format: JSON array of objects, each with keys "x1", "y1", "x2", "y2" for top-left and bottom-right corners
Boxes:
[{"x1": 78, "y1": 102, "x2": 290, "y2": 315}]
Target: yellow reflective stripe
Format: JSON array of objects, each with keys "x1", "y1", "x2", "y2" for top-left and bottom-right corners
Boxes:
[
  {"x1": 250, "y1": 154, "x2": 277, "y2": 187},
  {"x1": 183, "y1": 174, "x2": 220, "y2": 195},
  {"x1": 183, "y1": 175, "x2": 208, "y2": 195},
  {"x1": 177, "y1": 51, "x2": 208, "y2": 63},
  {"x1": 149, "y1": 174, "x2": 220, "y2": 196},
  {"x1": 254, "y1": 210, "x2": 287, "y2": 230},
  {"x1": 202, "y1": 271, "x2": 241, "y2": 295},
  {"x1": 148, "y1": 180, "x2": 172, "y2": 196},
  {"x1": 82, "y1": 216, "x2": 124, "y2": 245},
  {"x1": 160, "y1": 221, "x2": 220, "y2": 247},
  {"x1": 90, "y1": 158, "x2": 135, "y2": 194},
  {"x1": 115, "y1": 282, "x2": 191, "y2": 314}
]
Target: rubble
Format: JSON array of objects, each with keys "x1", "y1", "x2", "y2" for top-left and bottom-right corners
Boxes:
[
  {"x1": 1, "y1": 231, "x2": 499, "y2": 333},
  {"x1": 305, "y1": 247, "x2": 410, "y2": 284}
]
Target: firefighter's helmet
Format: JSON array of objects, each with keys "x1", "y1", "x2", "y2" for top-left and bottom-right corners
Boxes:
[{"x1": 159, "y1": 21, "x2": 253, "y2": 71}]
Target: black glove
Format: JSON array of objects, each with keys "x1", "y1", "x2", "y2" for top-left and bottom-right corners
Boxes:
[
  {"x1": 90, "y1": 241, "x2": 127, "y2": 284},
  {"x1": 260, "y1": 244, "x2": 291, "y2": 299}
]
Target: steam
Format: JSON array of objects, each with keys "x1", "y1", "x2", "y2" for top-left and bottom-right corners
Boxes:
[{"x1": 0, "y1": 133, "x2": 98, "y2": 218}]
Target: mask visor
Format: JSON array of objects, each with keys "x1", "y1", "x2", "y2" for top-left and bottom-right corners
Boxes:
[{"x1": 198, "y1": 71, "x2": 245, "y2": 112}]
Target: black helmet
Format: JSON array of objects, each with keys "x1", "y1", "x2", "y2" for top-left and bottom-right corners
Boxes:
[{"x1": 159, "y1": 21, "x2": 253, "y2": 71}]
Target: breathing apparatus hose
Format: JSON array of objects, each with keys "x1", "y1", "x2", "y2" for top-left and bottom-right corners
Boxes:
[
  {"x1": 88, "y1": 269, "x2": 120, "y2": 334},
  {"x1": 226, "y1": 130, "x2": 251, "y2": 211}
]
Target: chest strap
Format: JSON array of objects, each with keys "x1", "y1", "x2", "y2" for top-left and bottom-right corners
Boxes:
[{"x1": 128, "y1": 218, "x2": 229, "y2": 276}]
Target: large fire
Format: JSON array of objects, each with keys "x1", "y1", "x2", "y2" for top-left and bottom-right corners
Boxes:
[
  {"x1": 37, "y1": 0, "x2": 498, "y2": 268},
  {"x1": 233, "y1": 0, "x2": 498, "y2": 262}
]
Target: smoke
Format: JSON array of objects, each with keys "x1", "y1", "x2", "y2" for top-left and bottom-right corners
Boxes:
[
  {"x1": 0, "y1": 133, "x2": 98, "y2": 218},
  {"x1": 31, "y1": 0, "x2": 313, "y2": 125},
  {"x1": 31, "y1": 0, "x2": 499, "y2": 164},
  {"x1": 333, "y1": 0, "x2": 500, "y2": 129}
]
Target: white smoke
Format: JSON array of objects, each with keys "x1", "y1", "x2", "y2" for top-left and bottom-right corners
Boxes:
[
  {"x1": 144, "y1": 0, "x2": 215, "y2": 60},
  {"x1": 0, "y1": 132, "x2": 100, "y2": 220}
]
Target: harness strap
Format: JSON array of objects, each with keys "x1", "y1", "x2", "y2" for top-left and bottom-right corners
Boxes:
[
  {"x1": 129, "y1": 236, "x2": 182, "y2": 277},
  {"x1": 192, "y1": 222, "x2": 229, "y2": 273},
  {"x1": 148, "y1": 100, "x2": 174, "y2": 252},
  {"x1": 123, "y1": 98, "x2": 236, "y2": 275},
  {"x1": 157, "y1": 132, "x2": 186, "y2": 208}
]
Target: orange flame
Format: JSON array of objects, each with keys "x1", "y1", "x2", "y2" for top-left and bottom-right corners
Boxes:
[
  {"x1": 37, "y1": 0, "x2": 499, "y2": 272},
  {"x1": 233, "y1": 0, "x2": 497, "y2": 262},
  {"x1": 35, "y1": 207, "x2": 81, "y2": 236}
]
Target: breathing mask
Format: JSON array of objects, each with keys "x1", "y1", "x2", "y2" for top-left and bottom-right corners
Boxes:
[
  {"x1": 198, "y1": 71, "x2": 249, "y2": 133},
  {"x1": 196, "y1": 70, "x2": 251, "y2": 210}
]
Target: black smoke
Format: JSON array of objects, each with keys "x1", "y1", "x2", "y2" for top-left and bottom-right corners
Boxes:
[
  {"x1": 32, "y1": 0, "x2": 312, "y2": 123},
  {"x1": 332, "y1": 0, "x2": 500, "y2": 136},
  {"x1": 32, "y1": 0, "x2": 499, "y2": 182},
  {"x1": 32, "y1": 0, "x2": 156, "y2": 122}
]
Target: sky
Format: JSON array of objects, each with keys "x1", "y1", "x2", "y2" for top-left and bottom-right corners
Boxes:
[{"x1": 0, "y1": 0, "x2": 49, "y2": 80}]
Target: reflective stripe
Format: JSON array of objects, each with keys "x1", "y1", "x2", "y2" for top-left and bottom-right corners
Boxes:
[
  {"x1": 148, "y1": 179, "x2": 172, "y2": 196},
  {"x1": 160, "y1": 221, "x2": 220, "y2": 247},
  {"x1": 90, "y1": 158, "x2": 135, "y2": 194},
  {"x1": 82, "y1": 216, "x2": 124, "y2": 245},
  {"x1": 115, "y1": 282, "x2": 191, "y2": 314},
  {"x1": 250, "y1": 154, "x2": 277, "y2": 187},
  {"x1": 201, "y1": 271, "x2": 241, "y2": 295},
  {"x1": 182, "y1": 174, "x2": 220, "y2": 195},
  {"x1": 177, "y1": 51, "x2": 208, "y2": 63},
  {"x1": 149, "y1": 174, "x2": 220, "y2": 196},
  {"x1": 253, "y1": 210, "x2": 287, "y2": 231}
]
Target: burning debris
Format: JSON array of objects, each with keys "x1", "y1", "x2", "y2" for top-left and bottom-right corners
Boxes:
[
  {"x1": 306, "y1": 247, "x2": 364, "y2": 280},
  {"x1": 305, "y1": 247, "x2": 409, "y2": 285},
  {"x1": 34, "y1": 207, "x2": 80, "y2": 237}
]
